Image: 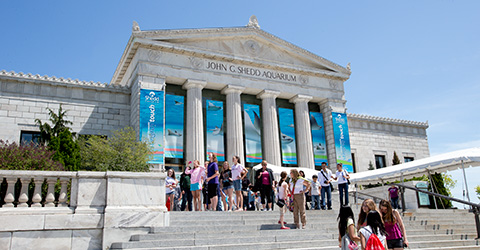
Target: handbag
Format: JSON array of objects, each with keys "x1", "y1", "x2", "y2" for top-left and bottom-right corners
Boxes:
[
  {"x1": 276, "y1": 199, "x2": 285, "y2": 208},
  {"x1": 341, "y1": 234, "x2": 359, "y2": 250},
  {"x1": 321, "y1": 169, "x2": 334, "y2": 192},
  {"x1": 344, "y1": 170, "x2": 351, "y2": 185},
  {"x1": 288, "y1": 182, "x2": 295, "y2": 212}
]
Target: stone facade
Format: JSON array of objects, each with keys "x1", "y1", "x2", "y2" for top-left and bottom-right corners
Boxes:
[
  {"x1": 0, "y1": 19, "x2": 429, "y2": 172},
  {"x1": 349, "y1": 113, "x2": 430, "y2": 172}
]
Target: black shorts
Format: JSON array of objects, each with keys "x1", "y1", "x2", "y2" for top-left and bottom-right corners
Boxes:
[
  {"x1": 207, "y1": 183, "x2": 218, "y2": 199},
  {"x1": 387, "y1": 238, "x2": 404, "y2": 249}
]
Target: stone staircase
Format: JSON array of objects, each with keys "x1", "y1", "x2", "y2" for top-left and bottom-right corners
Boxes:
[{"x1": 110, "y1": 207, "x2": 479, "y2": 250}]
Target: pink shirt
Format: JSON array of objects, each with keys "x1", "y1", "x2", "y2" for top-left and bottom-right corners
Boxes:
[
  {"x1": 261, "y1": 171, "x2": 270, "y2": 185},
  {"x1": 185, "y1": 166, "x2": 205, "y2": 184}
]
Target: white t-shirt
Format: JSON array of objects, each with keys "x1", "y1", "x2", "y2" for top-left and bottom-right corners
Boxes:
[
  {"x1": 336, "y1": 170, "x2": 349, "y2": 184},
  {"x1": 359, "y1": 225, "x2": 386, "y2": 247},
  {"x1": 318, "y1": 169, "x2": 333, "y2": 187},
  {"x1": 165, "y1": 176, "x2": 176, "y2": 194},
  {"x1": 289, "y1": 179, "x2": 305, "y2": 194},
  {"x1": 310, "y1": 180, "x2": 320, "y2": 196},
  {"x1": 231, "y1": 163, "x2": 245, "y2": 180},
  {"x1": 278, "y1": 181, "x2": 288, "y2": 200}
]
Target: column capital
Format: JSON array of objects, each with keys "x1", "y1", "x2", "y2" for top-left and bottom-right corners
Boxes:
[
  {"x1": 221, "y1": 84, "x2": 245, "y2": 95},
  {"x1": 289, "y1": 94, "x2": 312, "y2": 104},
  {"x1": 257, "y1": 89, "x2": 280, "y2": 99},
  {"x1": 183, "y1": 79, "x2": 207, "y2": 90}
]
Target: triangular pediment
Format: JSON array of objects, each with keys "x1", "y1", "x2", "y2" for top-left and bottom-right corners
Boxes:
[
  {"x1": 112, "y1": 26, "x2": 350, "y2": 85},
  {"x1": 138, "y1": 27, "x2": 348, "y2": 73}
]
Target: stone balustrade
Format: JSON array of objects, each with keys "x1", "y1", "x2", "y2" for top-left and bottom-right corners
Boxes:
[{"x1": 0, "y1": 170, "x2": 168, "y2": 250}]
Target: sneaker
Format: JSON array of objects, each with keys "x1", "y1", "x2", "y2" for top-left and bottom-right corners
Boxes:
[
  {"x1": 327, "y1": 207, "x2": 332, "y2": 210},
  {"x1": 267, "y1": 208, "x2": 272, "y2": 211},
  {"x1": 281, "y1": 226, "x2": 290, "y2": 230}
]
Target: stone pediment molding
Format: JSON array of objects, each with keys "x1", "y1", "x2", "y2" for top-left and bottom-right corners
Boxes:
[
  {"x1": 111, "y1": 25, "x2": 351, "y2": 86},
  {"x1": 348, "y1": 113, "x2": 429, "y2": 128},
  {"x1": 0, "y1": 70, "x2": 129, "y2": 93}
]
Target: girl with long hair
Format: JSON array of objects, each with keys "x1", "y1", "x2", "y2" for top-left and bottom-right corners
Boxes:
[
  {"x1": 289, "y1": 168, "x2": 310, "y2": 229},
  {"x1": 232, "y1": 156, "x2": 247, "y2": 211},
  {"x1": 359, "y1": 211, "x2": 387, "y2": 249},
  {"x1": 338, "y1": 205, "x2": 360, "y2": 249},
  {"x1": 185, "y1": 160, "x2": 205, "y2": 211},
  {"x1": 379, "y1": 200, "x2": 409, "y2": 249},
  {"x1": 220, "y1": 161, "x2": 234, "y2": 211},
  {"x1": 277, "y1": 171, "x2": 290, "y2": 229},
  {"x1": 357, "y1": 199, "x2": 377, "y2": 230},
  {"x1": 165, "y1": 168, "x2": 177, "y2": 211}
]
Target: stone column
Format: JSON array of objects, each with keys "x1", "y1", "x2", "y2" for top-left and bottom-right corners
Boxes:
[
  {"x1": 221, "y1": 85, "x2": 245, "y2": 164},
  {"x1": 257, "y1": 90, "x2": 281, "y2": 166},
  {"x1": 183, "y1": 79, "x2": 207, "y2": 165},
  {"x1": 290, "y1": 94, "x2": 314, "y2": 169},
  {"x1": 319, "y1": 99, "x2": 347, "y2": 170}
]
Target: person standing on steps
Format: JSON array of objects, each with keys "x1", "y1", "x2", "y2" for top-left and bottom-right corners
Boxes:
[
  {"x1": 359, "y1": 211, "x2": 387, "y2": 249},
  {"x1": 388, "y1": 185, "x2": 400, "y2": 209},
  {"x1": 180, "y1": 166, "x2": 192, "y2": 211},
  {"x1": 232, "y1": 156, "x2": 248, "y2": 211},
  {"x1": 379, "y1": 200, "x2": 409, "y2": 250},
  {"x1": 299, "y1": 170, "x2": 311, "y2": 210},
  {"x1": 338, "y1": 205, "x2": 360, "y2": 250},
  {"x1": 277, "y1": 171, "x2": 290, "y2": 229},
  {"x1": 185, "y1": 160, "x2": 205, "y2": 211},
  {"x1": 202, "y1": 161, "x2": 209, "y2": 211},
  {"x1": 254, "y1": 160, "x2": 274, "y2": 211},
  {"x1": 334, "y1": 163, "x2": 350, "y2": 206},
  {"x1": 289, "y1": 168, "x2": 310, "y2": 229},
  {"x1": 357, "y1": 199, "x2": 378, "y2": 230},
  {"x1": 319, "y1": 162, "x2": 335, "y2": 210},
  {"x1": 206, "y1": 153, "x2": 219, "y2": 211},
  {"x1": 165, "y1": 168, "x2": 177, "y2": 211},
  {"x1": 310, "y1": 175, "x2": 321, "y2": 210},
  {"x1": 219, "y1": 161, "x2": 234, "y2": 211}
]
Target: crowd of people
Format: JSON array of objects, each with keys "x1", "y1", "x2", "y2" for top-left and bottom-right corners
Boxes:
[
  {"x1": 337, "y1": 199, "x2": 409, "y2": 250},
  {"x1": 166, "y1": 154, "x2": 408, "y2": 249}
]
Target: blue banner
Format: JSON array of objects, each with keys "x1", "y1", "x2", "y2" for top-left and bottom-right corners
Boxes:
[
  {"x1": 165, "y1": 94, "x2": 184, "y2": 159},
  {"x1": 206, "y1": 99, "x2": 225, "y2": 162},
  {"x1": 278, "y1": 108, "x2": 297, "y2": 165},
  {"x1": 332, "y1": 112, "x2": 353, "y2": 172},
  {"x1": 243, "y1": 104, "x2": 262, "y2": 163},
  {"x1": 139, "y1": 89, "x2": 164, "y2": 164},
  {"x1": 310, "y1": 112, "x2": 327, "y2": 166}
]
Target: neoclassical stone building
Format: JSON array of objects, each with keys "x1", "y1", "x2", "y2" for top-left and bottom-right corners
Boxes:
[{"x1": 0, "y1": 17, "x2": 429, "y2": 173}]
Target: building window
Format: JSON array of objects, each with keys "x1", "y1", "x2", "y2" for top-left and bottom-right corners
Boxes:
[
  {"x1": 404, "y1": 157, "x2": 414, "y2": 163},
  {"x1": 375, "y1": 155, "x2": 386, "y2": 169},
  {"x1": 20, "y1": 131, "x2": 42, "y2": 145}
]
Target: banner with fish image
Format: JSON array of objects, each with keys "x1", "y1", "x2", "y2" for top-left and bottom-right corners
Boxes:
[
  {"x1": 165, "y1": 94, "x2": 184, "y2": 159},
  {"x1": 310, "y1": 112, "x2": 328, "y2": 166},
  {"x1": 243, "y1": 104, "x2": 262, "y2": 163},
  {"x1": 278, "y1": 108, "x2": 297, "y2": 165},
  {"x1": 139, "y1": 89, "x2": 165, "y2": 164},
  {"x1": 331, "y1": 112, "x2": 353, "y2": 172},
  {"x1": 206, "y1": 99, "x2": 225, "y2": 162}
]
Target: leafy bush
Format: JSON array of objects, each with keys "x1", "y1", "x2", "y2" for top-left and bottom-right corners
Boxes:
[
  {"x1": 79, "y1": 127, "x2": 151, "y2": 172},
  {"x1": 48, "y1": 130, "x2": 80, "y2": 171},
  {"x1": 0, "y1": 140, "x2": 64, "y2": 171}
]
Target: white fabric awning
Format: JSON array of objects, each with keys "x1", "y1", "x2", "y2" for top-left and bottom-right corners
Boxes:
[
  {"x1": 252, "y1": 163, "x2": 321, "y2": 182},
  {"x1": 349, "y1": 147, "x2": 480, "y2": 185}
]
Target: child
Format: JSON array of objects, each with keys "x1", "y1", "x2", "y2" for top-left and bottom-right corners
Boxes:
[{"x1": 310, "y1": 175, "x2": 321, "y2": 210}]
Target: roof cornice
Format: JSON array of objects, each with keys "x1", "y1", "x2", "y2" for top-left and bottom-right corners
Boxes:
[
  {"x1": 347, "y1": 113, "x2": 429, "y2": 128},
  {"x1": 0, "y1": 70, "x2": 130, "y2": 93}
]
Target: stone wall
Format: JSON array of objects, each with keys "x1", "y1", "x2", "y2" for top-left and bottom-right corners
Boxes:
[
  {"x1": 0, "y1": 170, "x2": 167, "y2": 250},
  {"x1": 0, "y1": 71, "x2": 131, "y2": 143},
  {"x1": 349, "y1": 114, "x2": 430, "y2": 172}
]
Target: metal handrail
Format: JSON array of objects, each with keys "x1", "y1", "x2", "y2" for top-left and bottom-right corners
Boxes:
[
  {"x1": 394, "y1": 182, "x2": 480, "y2": 239},
  {"x1": 349, "y1": 190, "x2": 385, "y2": 204}
]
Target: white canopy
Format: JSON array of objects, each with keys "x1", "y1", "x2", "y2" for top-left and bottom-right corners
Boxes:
[{"x1": 349, "y1": 147, "x2": 480, "y2": 185}]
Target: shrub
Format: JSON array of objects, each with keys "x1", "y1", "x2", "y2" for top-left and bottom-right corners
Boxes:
[
  {"x1": 79, "y1": 127, "x2": 151, "y2": 172},
  {"x1": 48, "y1": 130, "x2": 80, "y2": 171},
  {"x1": 0, "y1": 140, "x2": 64, "y2": 171}
]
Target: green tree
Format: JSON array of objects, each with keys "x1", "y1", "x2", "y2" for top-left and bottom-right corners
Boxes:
[
  {"x1": 392, "y1": 151, "x2": 401, "y2": 165},
  {"x1": 48, "y1": 130, "x2": 81, "y2": 171},
  {"x1": 35, "y1": 104, "x2": 73, "y2": 145},
  {"x1": 79, "y1": 127, "x2": 152, "y2": 172},
  {"x1": 428, "y1": 173, "x2": 453, "y2": 209},
  {"x1": 475, "y1": 185, "x2": 480, "y2": 200}
]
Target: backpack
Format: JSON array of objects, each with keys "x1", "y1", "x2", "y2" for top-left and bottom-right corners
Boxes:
[{"x1": 365, "y1": 232, "x2": 384, "y2": 250}]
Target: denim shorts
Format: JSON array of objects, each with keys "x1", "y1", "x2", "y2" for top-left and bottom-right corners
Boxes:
[
  {"x1": 233, "y1": 179, "x2": 242, "y2": 191},
  {"x1": 222, "y1": 185, "x2": 234, "y2": 191}
]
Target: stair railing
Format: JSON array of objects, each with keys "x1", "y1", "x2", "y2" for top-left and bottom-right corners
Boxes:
[{"x1": 394, "y1": 182, "x2": 480, "y2": 239}]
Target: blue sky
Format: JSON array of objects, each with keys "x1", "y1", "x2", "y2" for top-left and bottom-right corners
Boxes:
[{"x1": 1, "y1": 1, "x2": 479, "y2": 205}]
